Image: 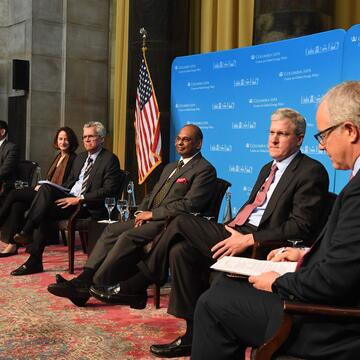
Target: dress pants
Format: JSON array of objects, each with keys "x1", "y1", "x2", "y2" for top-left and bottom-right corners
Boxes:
[
  {"x1": 85, "y1": 219, "x2": 167, "y2": 285},
  {"x1": 25, "y1": 184, "x2": 82, "y2": 259},
  {"x1": 137, "y1": 214, "x2": 254, "y2": 320},
  {"x1": 0, "y1": 188, "x2": 37, "y2": 244},
  {"x1": 191, "y1": 274, "x2": 283, "y2": 360}
]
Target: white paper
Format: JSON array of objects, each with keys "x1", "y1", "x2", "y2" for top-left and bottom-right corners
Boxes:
[
  {"x1": 211, "y1": 256, "x2": 297, "y2": 276},
  {"x1": 97, "y1": 220, "x2": 118, "y2": 224},
  {"x1": 38, "y1": 180, "x2": 70, "y2": 193}
]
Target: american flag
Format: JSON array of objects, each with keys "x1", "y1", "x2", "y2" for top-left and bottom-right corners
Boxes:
[{"x1": 134, "y1": 53, "x2": 162, "y2": 184}]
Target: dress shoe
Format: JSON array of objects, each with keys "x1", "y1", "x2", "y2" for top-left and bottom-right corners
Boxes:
[
  {"x1": 10, "y1": 262, "x2": 43, "y2": 276},
  {"x1": 0, "y1": 249, "x2": 18, "y2": 258},
  {"x1": 0, "y1": 244, "x2": 18, "y2": 258},
  {"x1": 150, "y1": 337, "x2": 192, "y2": 358},
  {"x1": 47, "y1": 278, "x2": 90, "y2": 307},
  {"x1": 55, "y1": 274, "x2": 68, "y2": 284},
  {"x1": 89, "y1": 284, "x2": 147, "y2": 309},
  {"x1": 13, "y1": 232, "x2": 32, "y2": 246}
]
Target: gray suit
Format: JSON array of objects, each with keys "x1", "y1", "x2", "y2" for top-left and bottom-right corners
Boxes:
[{"x1": 86, "y1": 153, "x2": 217, "y2": 285}]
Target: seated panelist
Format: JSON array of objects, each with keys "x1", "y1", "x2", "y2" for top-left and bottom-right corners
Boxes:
[
  {"x1": 0, "y1": 127, "x2": 78, "y2": 257},
  {"x1": 10, "y1": 121, "x2": 122, "y2": 276}
]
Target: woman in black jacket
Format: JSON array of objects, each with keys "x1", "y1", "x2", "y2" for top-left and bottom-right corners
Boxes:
[{"x1": 0, "y1": 127, "x2": 79, "y2": 256}]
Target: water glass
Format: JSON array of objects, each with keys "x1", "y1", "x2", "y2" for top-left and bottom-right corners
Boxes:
[
  {"x1": 117, "y1": 199, "x2": 129, "y2": 222},
  {"x1": 104, "y1": 197, "x2": 116, "y2": 223}
]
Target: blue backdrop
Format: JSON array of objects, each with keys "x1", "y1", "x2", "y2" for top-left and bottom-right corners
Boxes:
[{"x1": 170, "y1": 26, "x2": 360, "y2": 217}]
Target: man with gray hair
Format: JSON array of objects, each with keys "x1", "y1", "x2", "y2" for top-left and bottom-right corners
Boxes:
[
  {"x1": 11, "y1": 121, "x2": 122, "y2": 276},
  {"x1": 191, "y1": 81, "x2": 360, "y2": 360},
  {"x1": 92, "y1": 108, "x2": 331, "y2": 358}
]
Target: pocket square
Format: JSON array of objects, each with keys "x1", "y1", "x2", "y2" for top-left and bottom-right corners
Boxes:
[{"x1": 176, "y1": 177, "x2": 188, "y2": 184}]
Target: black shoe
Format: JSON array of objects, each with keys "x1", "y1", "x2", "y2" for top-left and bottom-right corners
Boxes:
[
  {"x1": 55, "y1": 274, "x2": 68, "y2": 284},
  {"x1": 47, "y1": 279, "x2": 90, "y2": 307},
  {"x1": 10, "y1": 262, "x2": 43, "y2": 276},
  {"x1": 89, "y1": 284, "x2": 147, "y2": 309},
  {"x1": 150, "y1": 337, "x2": 192, "y2": 358},
  {"x1": 13, "y1": 232, "x2": 32, "y2": 246}
]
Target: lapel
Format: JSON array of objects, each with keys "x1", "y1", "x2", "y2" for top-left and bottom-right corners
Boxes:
[
  {"x1": 259, "y1": 152, "x2": 303, "y2": 226},
  {"x1": 85, "y1": 148, "x2": 104, "y2": 190},
  {"x1": 148, "y1": 153, "x2": 202, "y2": 206}
]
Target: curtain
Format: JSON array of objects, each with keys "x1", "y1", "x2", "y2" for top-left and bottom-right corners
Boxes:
[
  {"x1": 112, "y1": 0, "x2": 129, "y2": 167},
  {"x1": 190, "y1": 0, "x2": 254, "y2": 53},
  {"x1": 335, "y1": 0, "x2": 360, "y2": 29}
]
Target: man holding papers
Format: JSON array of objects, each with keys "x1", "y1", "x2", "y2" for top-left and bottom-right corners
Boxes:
[
  {"x1": 192, "y1": 81, "x2": 360, "y2": 360},
  {"x1": 10, "y1": 121, "x2": 122, "y2": 275}
]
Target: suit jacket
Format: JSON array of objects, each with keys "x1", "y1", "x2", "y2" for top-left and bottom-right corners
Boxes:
[
  {"x1": 273, "y1": 170, "x2": 360, "y2": 359},
  {"x1": 138, "y1": 153, "x2": 217, "y2": 220},
  {"x1": 63, "y1": 148, "x2": 122, "y2": 218},
  {"x1": 0, "y1": 140, "x2": 19, "y2": 193},
  {"x1": 234, "y1": 152, "x2": 330, "y2": 246}
]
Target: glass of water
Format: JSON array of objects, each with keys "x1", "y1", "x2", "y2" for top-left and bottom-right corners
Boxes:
[
  {"x1": 117, "y1": 199, "x2": 129, "y2": 222},
  {"x1": 104, "y1": 197, "x2": 116, "y2": 223}
]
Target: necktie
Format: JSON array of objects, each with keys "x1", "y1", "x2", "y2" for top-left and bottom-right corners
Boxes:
[
  {"x1": 151, "y1": 160, "x2": 184, "y2": 208},
  {"x1": 228, "y1": 164, "x2": 278, "y2": 227},
  {"x1": 80, "y1": 157, "x2": 93, "y2": 195}
]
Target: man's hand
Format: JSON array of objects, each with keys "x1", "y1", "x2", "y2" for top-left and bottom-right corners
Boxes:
[
  {"x1": 55, "y1": 197, "x2": 81, "y2": 208},
  {"x1": 248, "y1": 271, "x2": 280, "y2": 292},
  {"x1": 34, "y1": 184, "x2": 41, "y2": 191},
  {"x1": 134, "y1": 211, "x2": 153, "y2": 227},
  {"x1": 267, "y1": 247, "x2": 305, "y2": 262},
  {"x1": 211, "y1": 225, "x2": 255, "y2": 259}
]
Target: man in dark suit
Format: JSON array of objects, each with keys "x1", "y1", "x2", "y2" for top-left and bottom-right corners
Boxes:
[
  {"x1": 191, "y1": 81, "x2": 360, "y2": 360},
  {"x1": 11, "y1": 121, "x2": 122, "y2": 276},
  {"x1": 47, "y1": 124, "x2": 217, "y2": 307},
  {"x1": 90, "y1": 108, "x2": 330, "y2": 358},
  {"x1": 0, "y1": 120, "x2": 19, "y2": 199}
]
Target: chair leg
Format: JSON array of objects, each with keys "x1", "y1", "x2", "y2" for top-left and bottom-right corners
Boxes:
[
  {"x1": 60, "y1": 230, "x2": 67, "y2": 245},
  {"x1": 153, "y1": 284, "x2": 160, "y2": 309},
  {"x1": 68, "y1": 229, "x2": 75, "y2": 274},
  {"x1": 79, "y1": 231, "x2": 88, "y2": 254}
]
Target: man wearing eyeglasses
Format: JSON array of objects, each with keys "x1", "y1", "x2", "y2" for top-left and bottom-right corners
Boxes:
[
  {"x1": 47, "y1": 124, "x2": 216, "y2": 307},
  {"x1": 89, "y1": 108, "x2": 330, "y2": 358},
  {"x1": 10, "y1": 121, "x2": 122, "y2": 276},
  {"x1": 190, "y1": 81, "x2": 360, "y2": 360}
]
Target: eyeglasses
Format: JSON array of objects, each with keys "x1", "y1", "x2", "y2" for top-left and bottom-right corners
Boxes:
[
  {"x1": 82, "y1": 135, "x2": 100, "y2": 140},
  {"x1": 314, "y1": 122, "x2": 344, "y2": 145}
]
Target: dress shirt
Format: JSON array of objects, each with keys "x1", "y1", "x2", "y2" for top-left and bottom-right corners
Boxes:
[
  {"x1": 248, "y1": 151, "x2": 299, "y2": 227},
  {"x1": 351, "y1": 156, "x2": 360, "y2": 178},
  {"x1": 70, "y1": 148, "x2": 102, "y2": 197},
  {"x1": 0, "y1": 138, "x2": 6, "y2": 148}
]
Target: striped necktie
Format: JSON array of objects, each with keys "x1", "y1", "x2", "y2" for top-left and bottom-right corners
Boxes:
[
  {"x1": 80, "y1": 157, "x2": 93, "y2": 195},
  {"x1": 151, "y1": 160, "x2": 184, "y2": 208},
  {"x1": 228, "y1": 164, "x2": 278, "y2": 227}
]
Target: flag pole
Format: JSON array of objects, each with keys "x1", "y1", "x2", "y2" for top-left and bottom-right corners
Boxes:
[{"x1": 139, "y1": 27, "x2": 148, "y2": 195}]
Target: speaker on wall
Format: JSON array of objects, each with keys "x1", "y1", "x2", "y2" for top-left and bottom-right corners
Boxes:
[{"x1": 12, "y1": 59, "x2": 30, "y2": 91}]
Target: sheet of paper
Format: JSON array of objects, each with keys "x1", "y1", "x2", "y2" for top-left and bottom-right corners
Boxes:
[
  {"x1": 211, "y1": 256, "x2": 297, "y2": 276},
  {"x1": 97, "y1": 220, "x2": 118, "y2": 224},
  {"x1": 38, "y1": 180, "x2": 70, "y2": 193}
]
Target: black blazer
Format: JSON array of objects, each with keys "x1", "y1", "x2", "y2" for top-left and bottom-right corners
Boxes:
[
  {"x1": 138, "y1": 153, "x2": 217, "y2": 220},
  {"x1": 63, "y1": 148, "x2": 122, "y2": 218},
  {"x1": 0, "y1": 140, "x2": 19, "y2": 192},
  {"x1": 274, "y1": 171, "x2": 360, "y2": 359},
  {"x1": 235, "y1": 152, "x2": 330, "y2": 246}
]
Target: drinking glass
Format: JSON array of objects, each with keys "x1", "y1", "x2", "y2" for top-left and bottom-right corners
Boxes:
[
  {"x1": 104, "y1": 197, "x2": 116, "y2": 223},
  {"x1": 287, "y1": 239, "x2": 303, "y2": 247},
  {"x1": 117, "y1": 199, "x2": 129, "y2": 222}
]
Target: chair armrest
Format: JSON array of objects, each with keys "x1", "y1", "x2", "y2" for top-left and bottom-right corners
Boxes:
[{"x1": 284, "y1": 302, "x2": 360, "y2": 318}]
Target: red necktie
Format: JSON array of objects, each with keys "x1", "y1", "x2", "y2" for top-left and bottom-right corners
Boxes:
[{"x1": 228, "y1": 164, "x2": 278, "y2": 228}]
